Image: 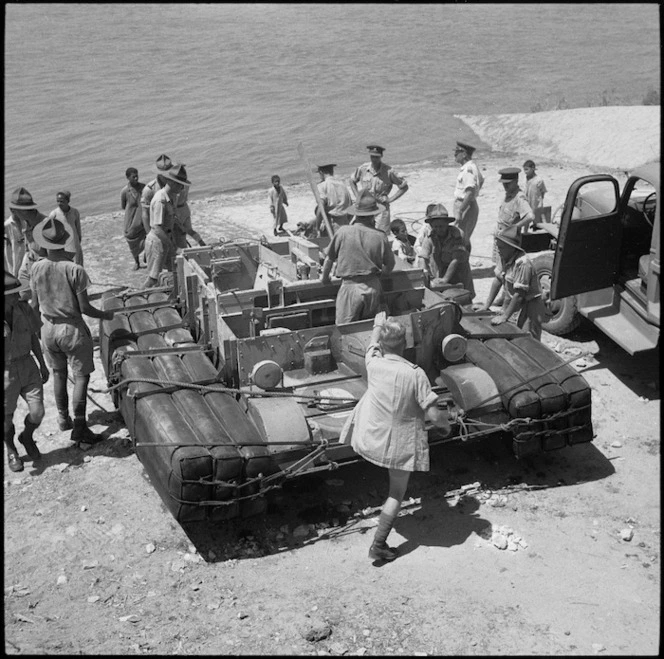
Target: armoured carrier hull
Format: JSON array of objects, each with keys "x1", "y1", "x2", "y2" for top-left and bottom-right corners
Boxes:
[{"x1": 99, "y1": 235, "x2": 594, "y2": 524}]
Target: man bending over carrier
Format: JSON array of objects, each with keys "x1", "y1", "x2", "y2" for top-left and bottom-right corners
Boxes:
[{"x1": 320, "y1": 190, "x2": 395, "y2": 325}]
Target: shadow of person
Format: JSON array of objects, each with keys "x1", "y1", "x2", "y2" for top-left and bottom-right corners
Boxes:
[{"x1": 391, "y1": 494, "x2": 492, "y2": 560}]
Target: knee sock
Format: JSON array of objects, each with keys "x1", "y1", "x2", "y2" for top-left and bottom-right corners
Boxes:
[
  {"x1": 22, "y1": 414, "x2": 40, "y2": 440},
  {"x1": 4, "y1": 424, "x2": 17, "y2": 452},
  {"x1": 72, "y1": 375, "x2": 90, "y2": 420},
  {"x1": 372, "y1": 510, "x2": 398, "y2": 547},
  {"x1": 53, "y1": 370, "x2": 69, "y2": 417}
]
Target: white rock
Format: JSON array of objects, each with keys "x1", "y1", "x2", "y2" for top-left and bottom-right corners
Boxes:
[
  {"x1": 620, "y1": 528, "x2": 634, "y2": 542},
  {"x1": 611, "y1": 441, "x2": 622, "y2": 448},
  {"x1": 80, "y1": 505, "x2": 87, "y2": 512},
  {"x1": 87, "y1": 595, "x2": 100, "y2": 603},
  {"x1": 188, "y1": 544, "x2": 197, "y2": 554},
  {"x1": 145, "y1": 543, "x2": 156, "y2": 554},
  {"x1": 507, "y1": 540, "x2": 519, "y2": 551},
  {"x1": 492, "y1": 533, "x2": 508, "y2": 550},
  {"x1": 592, "y1": 642, "x2": 606, "y2": 653},
  {"x1": 56, "y1": 575, "x2": 67, "y2": 585}
]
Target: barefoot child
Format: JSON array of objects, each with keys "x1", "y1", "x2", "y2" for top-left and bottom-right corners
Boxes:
[{"x1": 268, "y1": 175, "x2": 289, "y2": 235}]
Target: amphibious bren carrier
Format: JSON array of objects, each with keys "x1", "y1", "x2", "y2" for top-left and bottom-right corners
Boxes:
[{"x1": 99, "y1": 235, "x2": 593, "y2": 524}]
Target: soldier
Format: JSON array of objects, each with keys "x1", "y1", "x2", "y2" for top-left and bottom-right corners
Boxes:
[
  {"x1": 321, "y1": 190, "x2": 395, "y2": 325},
  {"x1": 4, "y1": 272, "x2": 49, "y2": 471},
  {"x1": 30, "y1": 216, "x2": 115, "y2": 445},
  {"x1": 4, "y1": 187, "x2": 46, "y2": 278},
  {"x1": 141, "y1": 154, "x2": 173, "y2": 236},
  {"x1": 452, "y1": 141, "x2": 484, "y2": 252},
  {"x1": 489, "y1": 226, "x2": 546, "y2": 341},
  {"x1": 143, "y1": 164, "x2": 191, "y2": 288},
  {"x1": 350, "y1": 145, "x2": 409, "y2": 234},
  {"x1": 316, "y1": 163, "x2": 353, "y2": 232},
  {"x1": 418, "y1": 203, "x2": 475, "y2": 299},
  {"x1": 479, "y1": 167, "x2": 535, "y2": 310}
]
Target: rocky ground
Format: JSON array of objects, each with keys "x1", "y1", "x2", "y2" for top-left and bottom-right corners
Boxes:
[{"x1": 4, "y1": 157, "x2": 660, "y2": 655}]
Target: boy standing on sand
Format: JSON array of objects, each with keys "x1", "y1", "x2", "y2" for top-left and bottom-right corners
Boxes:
[
  {"x1": 523, "y1": 160, "x2": 548, "y2": 216},
  {"x1": 268, "y1": 175, "x2": 289, "y2": 235},
  {"x1": 4, "y1": 272, "x2": 49, "y2": 471},
  {"x1": 47, "y1": 191, "x2": 84, "y2": 266}
]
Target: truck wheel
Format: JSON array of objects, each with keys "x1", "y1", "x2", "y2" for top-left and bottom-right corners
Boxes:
[{"x1": 531, "y1": 252, "x2": 581, "y2": 335}]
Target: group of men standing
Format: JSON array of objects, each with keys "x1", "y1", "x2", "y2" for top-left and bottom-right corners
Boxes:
[{"x1": 318, "y1": 142, "x2": 548, "y2": 339}]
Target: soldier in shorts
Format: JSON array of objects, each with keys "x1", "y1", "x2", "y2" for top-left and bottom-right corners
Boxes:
[
  {"x1": 4, "y1": 272, "x2": 50, "y2": 471},
  {"x1": 30, "y1": 217, "x2": 115, "y2": 446}
]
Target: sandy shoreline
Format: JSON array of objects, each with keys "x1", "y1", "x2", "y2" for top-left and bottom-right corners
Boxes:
[{"x1": 80, "y1": 104, "x2": 659, "y2": 303}]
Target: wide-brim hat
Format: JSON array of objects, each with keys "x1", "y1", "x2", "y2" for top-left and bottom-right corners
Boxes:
[
  {"x1": 8, "y1": 186, "x2": 39, "y2": 210},
  {"x1": 495, "y1": 226, "x2": 524, "y2": 251},
  {"x1": 4, "y1": 271, "x2": 29, "y2": 295},
  {"x1": 499, "y1": 167, "x2": 521, "y2": 182},
  {"x1": 161, "y1": 163, "x2": 191, "y2": 186},
  {"x1": 32, "y1": 216, "x2": 77, "y2": 252},
  {"x1": 424, "y1": 203, "x2": 454, "y2": 224},
  {"x1": 347, "y1": 190, "x2": 385, "y2": 216},
  {"x1": 155, "y1": 154, "x2": 173, "y2": 172}
]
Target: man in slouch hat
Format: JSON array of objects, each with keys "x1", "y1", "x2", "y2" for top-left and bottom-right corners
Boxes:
[
  {"x1": 321, "y1": 189, "x2": 395, "y2": 325},
  {"x1": 350, "y1": 145, "x2": 409, "y2": 234},
  {"x1": 29, "y1": 217, "x2": 115, "y2": 446},
  {"x1": 4, "y1": 187, "x2": 46, "y2": 278},
  {"x1": 143, "y1": 163, "x2": 191, "y2": 288}
]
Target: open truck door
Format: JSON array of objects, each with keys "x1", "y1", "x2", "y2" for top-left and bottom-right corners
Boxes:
[
  {"x1": 551, "y1": 175, "x2": 622, "y2": 299},
  {"x1": 551, "y1": 171, "x2": 659, "y2": 354}
]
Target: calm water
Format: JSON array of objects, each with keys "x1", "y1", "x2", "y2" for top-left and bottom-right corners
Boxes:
[{"x1": 4, "y1": 3, "x2": 660, "y2": 216}]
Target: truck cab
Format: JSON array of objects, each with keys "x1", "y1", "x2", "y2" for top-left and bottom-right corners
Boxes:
[{"x1": 550, "y1": 162, "x2": 659, "y2": 354}]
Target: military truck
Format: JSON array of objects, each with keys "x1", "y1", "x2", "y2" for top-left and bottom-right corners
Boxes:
[{"x1": 522, "y1": 161, "x2": 659, "y2": 354}]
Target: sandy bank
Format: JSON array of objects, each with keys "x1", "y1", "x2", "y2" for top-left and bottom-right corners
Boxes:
[{"x1": 457, "y1": 105, "x2": 660, "y2": 170}]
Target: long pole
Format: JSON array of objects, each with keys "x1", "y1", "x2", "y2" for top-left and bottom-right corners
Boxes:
[{"x1": 296, "y1": 142, "x2": 335, "y2": 238}]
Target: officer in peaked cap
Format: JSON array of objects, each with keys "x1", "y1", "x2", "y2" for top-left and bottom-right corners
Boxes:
[
  {"x1": 350, "y1": 144, "x2": 409, "y2": 234},
  {"x1": 452, "y1": 141, "x2": 484, "y2": 255},
  {"x1": 498, "y1": 166, "x2": 521, "y2": 182}
]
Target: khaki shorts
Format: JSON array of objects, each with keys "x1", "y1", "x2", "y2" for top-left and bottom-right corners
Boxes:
[
  {"x1": 336, "y1": 276, "x2": 382, "y2": 325},
  {"x1": 4, "y1": 355, "x2": 43, "y2": 418},
  {"x1": 41, "y1": 318, "x2": 95, "y2": 376},
  {"x1": 145, "y1": 231, "x2": 174, "y2": 280}
]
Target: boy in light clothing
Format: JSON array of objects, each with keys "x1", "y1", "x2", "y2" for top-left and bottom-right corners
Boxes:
[
  {"x1": 268, "y1": 175, "x2": 289, "y2": 235},
  {"x1": 523, "y1": 160, "x2": 548, "y2": 215}
]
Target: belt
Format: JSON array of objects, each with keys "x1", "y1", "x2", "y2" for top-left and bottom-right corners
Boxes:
[
  {"x1": 44, "y1": 316, "x2": 81, "y2": 325},
  {"x1": 341, "y1": 273, "x2": 380, "y2": 282},
  {"x1": 176, "y1": 204, "x2": 187, "y2": 208}
]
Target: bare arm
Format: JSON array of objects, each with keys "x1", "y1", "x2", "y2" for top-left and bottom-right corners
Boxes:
[
  {"x1": 76, "y1": 290, "x2": 115, "y2": 321},
  {"x1": 321, "y1": 256, "x2": 334, "y2": 284},
  {"x1": 458, "y1": 188, "x2": 474, "y2": 214},
  {"x1": 491, "y1": 289, "x2": 525, "y2": 325}
]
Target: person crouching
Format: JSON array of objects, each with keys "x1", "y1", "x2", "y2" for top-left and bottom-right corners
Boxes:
[
  {"x1": 489, "y1": 226, "x2": 546, "y2": 340},
  {"x1": 340, "y1": 311, "x2": 451, "y2": 562}
]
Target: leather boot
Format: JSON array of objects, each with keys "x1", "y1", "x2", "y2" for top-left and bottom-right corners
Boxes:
[
  {"x1": 4, "y1": 425, "x2": 23, "y2": 472},
  {"x1": 70, "y1": 417, "x2": 104, "y2": 448},
  {"x1": 368, "y1": 511, "x2": 398, "y2": 562},
  {"x1": 18, "y1": 415, "x2": 41, "y2": 461}
]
